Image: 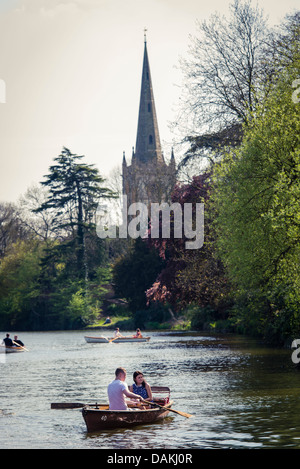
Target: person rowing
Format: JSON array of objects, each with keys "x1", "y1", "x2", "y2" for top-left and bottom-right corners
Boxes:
[
  {"x1": 13, "y1": 335, "x2": 24, "y2": 347},
  {"x1": 107, "y1": 367, "x2": 143, "y2": 410},
  {"x1": 2, "y1": 334, "x2": 13, "y2": 347}
]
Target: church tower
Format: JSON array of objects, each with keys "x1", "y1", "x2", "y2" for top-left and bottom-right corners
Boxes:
[{"x1": 122, "y1": 34, "x2": 176, "y2": 209}]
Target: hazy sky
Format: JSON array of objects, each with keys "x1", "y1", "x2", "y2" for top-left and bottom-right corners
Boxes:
[{"x1": 0, "y1": 0, "x2": 299, "y2": 202}]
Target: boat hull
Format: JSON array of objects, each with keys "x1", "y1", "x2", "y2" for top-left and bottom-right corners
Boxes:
[
  {"x1": 109, "y1": 337, "x2": 150, "y2": 343},
  {"x1": 0, "y1": 345, "x2": 25, "y2": 353},
  {"x1": 82, "y1": 401, "x2": 173, "y2": 432},
  {"x1": 84, "y1": 336, "x2": 150, "y2": 343}
]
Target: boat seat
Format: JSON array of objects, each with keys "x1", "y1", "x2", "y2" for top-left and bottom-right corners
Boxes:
[
  {"x1": 151, "y1": 386, "x2": 170, "y2": 405},
  {"x1": 151, "y1": 386, "x2": 170, "y2": 395}
]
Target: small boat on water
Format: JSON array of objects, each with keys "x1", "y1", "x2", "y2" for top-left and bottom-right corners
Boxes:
[
  {"x1": 82, "y1": 386, "x2": 172, "y2": 432},
  {"x1": 82, "y1": 401, "x2": 173, "y2": 432},
  {"x1": 0, "y1": 345, "x2": 26, "y2": 353},
  {"x1": 84, "y1": 335, "x2": 150, "y2": 343}
]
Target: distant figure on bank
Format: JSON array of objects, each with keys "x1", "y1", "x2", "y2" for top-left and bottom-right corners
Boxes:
[
  {"x1": 3, "y1": 334, "x2": 13, "y2": 347},
  {"x1": 13, "y1": 335, "x2": 24, "y2": 347},
  {"x1": 129, "y1": 370, "x2": 153, "y2": 402},
  {"x1": 133, "y1": 328, "x2": 143, "y2": 338},
  {"x1": 107, "y1": 367, "x2": 143, "y2": 410}
]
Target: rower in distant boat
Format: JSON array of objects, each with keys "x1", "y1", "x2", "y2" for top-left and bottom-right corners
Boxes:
[
  {"x1": 3, "y1": 334, "x2": 13, "y2": 347},
  {"x1": 13, "y1": 335, "x2": 24, "y2": 347},
  {"x1": 132, "y1": 328, "x2": 143, "y2": 339},
  {"x1": 114, "y1": 328, "x2": 124, "y2": 339}
]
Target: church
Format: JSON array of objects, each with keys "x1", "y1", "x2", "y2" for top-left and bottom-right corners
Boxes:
[{"x1": 122, "y1": 34, "x2": 176, "y2": 209}]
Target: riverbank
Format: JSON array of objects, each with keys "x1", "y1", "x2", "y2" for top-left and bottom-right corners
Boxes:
[{"x1": 84, "y1": 315, "x2": 191, "y2": 332}]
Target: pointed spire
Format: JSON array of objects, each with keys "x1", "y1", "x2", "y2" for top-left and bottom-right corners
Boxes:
[{"x1": 134, "y1": 36, "x2": 164, "y2": 165}]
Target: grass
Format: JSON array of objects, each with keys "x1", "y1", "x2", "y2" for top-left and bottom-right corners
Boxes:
[{"x1": 85, "y1": 315, "x2": 131, "y2": 329}]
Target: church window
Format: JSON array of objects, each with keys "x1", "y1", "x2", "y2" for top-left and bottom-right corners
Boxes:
[
  {"x1": 148, "y1": 103, "x2": 151, "y2": 112},
  {"x1": 149, "y1": 135, "x2": 153, "y2": 144}
]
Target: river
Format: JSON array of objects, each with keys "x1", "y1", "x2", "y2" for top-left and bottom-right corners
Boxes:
[{"x1": 0, "y1": 330, "x2": 299, "y2": 449}]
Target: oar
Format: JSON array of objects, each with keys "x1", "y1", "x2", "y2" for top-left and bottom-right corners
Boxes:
[
  {"x1": 13, "y1": 341, "x2": 29, "y2": 351},
  {"x1": 141, "y1": 399, "x2": 193, "y2": 418},
  {"x1": 108, "y1": 336, "x2": 121, "y2": 343},
  {"x1": 51, "y1": 402, "x2": 109, "y2": 409}
]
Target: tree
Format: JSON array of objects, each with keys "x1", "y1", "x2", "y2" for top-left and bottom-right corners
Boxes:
[
  {"x1": 146, "y1": 174, "x2": 232, "y2": 322},
  {"x1": 213, "y1": 46, "x2": 300, "y2": 342},
  {"x1": 0, "y1": 240, "x2": 43, "y2": 329},
  {"x1": 113, "y1": 238, "x2": 165, "y2": 312},
  {"x1": 0, "y1": 202, "x2": 29, "y2": 258},
  {"x1": 35, "y1": 147, "x2": 114, "y2": 280},
  {"x1": 174, "y1": 0, "x2": 271, "y2": 173}
]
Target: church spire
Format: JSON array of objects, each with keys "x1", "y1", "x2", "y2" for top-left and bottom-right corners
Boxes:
[{"x1": 134, "y1": 35, "x2": 164, "y2": 165}]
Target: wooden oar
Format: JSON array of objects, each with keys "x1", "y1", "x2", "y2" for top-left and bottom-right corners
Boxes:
[
  {"x1": 51, "y1": 402, "x2": 109, "y2": 409},
  {"x1": 108, "y1": 336, "x2": 121, "y2": 343},
  {"x1": 141, "y1": 399, "x2": 193, "y2": 418},
  {"x1": 13, "y1": 341, "x2": 29, "y2": 351}
]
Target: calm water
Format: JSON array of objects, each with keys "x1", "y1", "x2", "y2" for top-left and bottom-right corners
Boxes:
[{"x1": 0, "y1": 330, "x2": 299, "y2": 449}]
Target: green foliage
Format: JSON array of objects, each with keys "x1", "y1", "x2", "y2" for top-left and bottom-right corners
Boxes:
[
  {"x1": 113, "y1": 238, "x2": 165, "y2": 312},
  {"x1": 213, "y1": 48, "x2": 300, "y2": 343},
  {"x1": 0, "y1": 240, "x2": 43, "y2": 329}
]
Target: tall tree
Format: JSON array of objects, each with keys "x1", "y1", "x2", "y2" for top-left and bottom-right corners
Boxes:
[
  {"x1": 212, "y1": 45, "x2": 300, "y2": 342},
  {"x1": 35, "y1": 147, "x2": 114, "y2": 280},
  {"x1": 175, "y1": 0, "x2": 271, "y2": 173}
]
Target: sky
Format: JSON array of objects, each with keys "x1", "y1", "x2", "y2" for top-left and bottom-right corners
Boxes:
[{"x1": 0, "y1": 0, "x2": 299, "y2": 203}]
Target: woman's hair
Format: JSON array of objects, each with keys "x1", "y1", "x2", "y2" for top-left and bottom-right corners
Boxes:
[{"x1": 133, "y1": 370, "x2": 145, "y2": 387}]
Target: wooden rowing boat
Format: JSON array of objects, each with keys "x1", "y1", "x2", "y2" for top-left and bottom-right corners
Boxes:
[
  {"x1": 84, "y1": 336, "x2": 150, "y2": 343},
  {"x1": 0, "y1": 345, "x2": 26, "y2": 353},
  {"x1": 81, "y1": 385, "x2": 172, "y2": 431},
  {"x1": 82, "y1": 400, "x2": 173, "y2": 432}
]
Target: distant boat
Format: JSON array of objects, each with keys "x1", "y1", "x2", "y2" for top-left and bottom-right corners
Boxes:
[
  {"x1": 84, "y1": 335, "x2": 150, "y2": 343},
  {"x1": 0, "y1": 345, "x2": 26, "y2": 353}
]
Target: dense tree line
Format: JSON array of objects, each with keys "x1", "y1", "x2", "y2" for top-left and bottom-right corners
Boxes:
[{"x1": 0, "y1": 148, "x2": 116, "y2": 330}]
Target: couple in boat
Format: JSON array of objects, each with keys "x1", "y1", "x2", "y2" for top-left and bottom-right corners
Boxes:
[
  {"x1": 113, "y1": 328, "x2": 143, "y2": 339},
  {"x1": 107, "y1": 368, "x2": 152, "y2": 410},
  {"x1": 2, "y1": 333, "x2": 24, "y2": 348}
]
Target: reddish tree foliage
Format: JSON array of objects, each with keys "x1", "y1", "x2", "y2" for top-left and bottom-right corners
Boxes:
[{"x1": 146, "y1": 173, "x2": 231, "y2": 315}]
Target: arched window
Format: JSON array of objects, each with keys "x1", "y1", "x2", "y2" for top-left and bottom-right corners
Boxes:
[
  {"x1": 149, "y1": 135, "x2": 153, "y2": 144},
  {"x1": 148, "y1": 103, "x2": 151, "y2": 112}
]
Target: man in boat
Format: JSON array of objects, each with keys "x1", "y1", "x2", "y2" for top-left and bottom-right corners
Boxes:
[
  {"x1": 113, "y1": 328, "x2": 124, "y2": 338},
  {"x1": 13, "y1": 335, "x2": 24, "y2": 347},
  {"x1": 107, "y1": 367, "x2": 144, "y2": 410},
  {"x1": 3, "y1": 334, "x2": 13, "y2": 347}
]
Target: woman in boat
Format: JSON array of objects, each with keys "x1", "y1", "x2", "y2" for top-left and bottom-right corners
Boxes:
[
  {"x1": 129, "y1": 370, "x2": 153, "y2": 402},
  {"x1": 132, "y1": 328, "x2": 143, "y2": 339}
]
